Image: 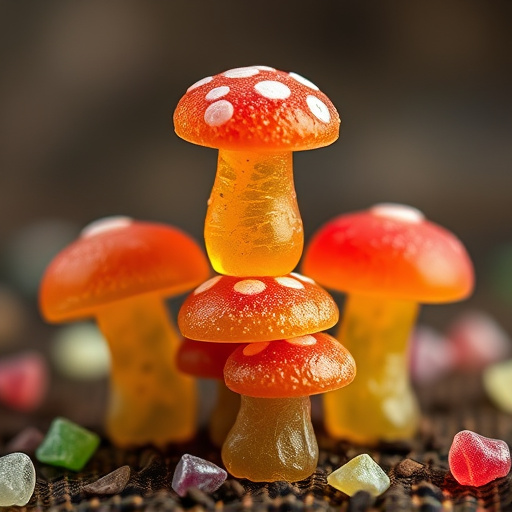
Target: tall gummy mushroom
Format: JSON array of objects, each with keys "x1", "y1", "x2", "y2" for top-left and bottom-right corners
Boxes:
[
  {"x1": 302, "y1": 203, "x2": 474, "y2": 444},
  {"x1": 173, "y1": 65, "x2": 340, "y2": 277},
  {"x1": 39, "y1": 217, "x2": 210, "y2": 447}
]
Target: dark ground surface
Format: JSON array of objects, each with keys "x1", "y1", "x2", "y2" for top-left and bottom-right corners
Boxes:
[{"x1": 2, "y1": 370, "x2": 512, "y2": 512}]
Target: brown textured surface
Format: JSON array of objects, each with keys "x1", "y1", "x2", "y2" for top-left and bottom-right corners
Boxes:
[{"x1": 2, "y1": 371, "x2": 512, "y2": 511}]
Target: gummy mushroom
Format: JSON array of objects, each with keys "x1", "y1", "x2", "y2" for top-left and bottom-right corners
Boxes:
[
  {"x1": 179, "y1": 273, "x2": 338, "y2": 342},
  {"x1": 177, "y1": 338, "x2": 240, "y2": 446},
  {"x1": 302, "y1": 203, "x2": 474, "y2": 444},
  {"x1": 222, "y1": 333, "x2": 355, "y2": 482},
  {"x1": 174, "y1": 66, "x2": 340, "y2": 277},
  {"x1": 39, "y1": 217, "x2": 210, "y2": 447}
]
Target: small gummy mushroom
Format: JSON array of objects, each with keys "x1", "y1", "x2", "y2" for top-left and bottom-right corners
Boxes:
[
  {"x1": 302, "y1": 203, "x2": 474, "y2": 444},
  {"x1": 177, "y1": 338, "x2": 240, "y2": 446},
  {"x1": 174, "y1": 66, "x2": 340, "y2": 277},
  {"x1": 178, "y1": 273, "x2": 338, "y2": 342},
  {"x1": 222, "y1": 333, "x2": 355, "y2": 482},
  {"x1": 39, "y1": 217, "x2": 210, "y2": 447}
]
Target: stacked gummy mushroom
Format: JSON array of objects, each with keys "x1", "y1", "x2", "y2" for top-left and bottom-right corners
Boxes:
[{"x1": 174, "y1": 66, "x2": 356, "y2": 482}]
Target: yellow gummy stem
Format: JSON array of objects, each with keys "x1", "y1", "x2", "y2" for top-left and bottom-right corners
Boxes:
[
  {"x1": 96, "y1": 295, "x2": 197, "y2": 447},
  {"x1": 209, "y1": 382, "x2": 240, "y2": 447},
  {"x1": 323, "y1": 294, "x2": 420, "y2": 444},
  {"x1": 222, "y1": 395, "x2": 318, "y2": 482},
  {"x1": 205, "y1": 150, "x2": 303, "y2": 276}
]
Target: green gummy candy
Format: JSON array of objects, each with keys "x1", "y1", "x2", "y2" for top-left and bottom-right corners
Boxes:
[{"x1": 36, "y1": 417, "x2": 100, "y2": 471}]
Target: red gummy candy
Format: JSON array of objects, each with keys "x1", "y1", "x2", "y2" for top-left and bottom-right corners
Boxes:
[
  {"x1": 0, "y1": 352, "x2": 48, "y2": 411},
  {"x1": 448, "y1": 430, "x2": 511, "y2": 487}
]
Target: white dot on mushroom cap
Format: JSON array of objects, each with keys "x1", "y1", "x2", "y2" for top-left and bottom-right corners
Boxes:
[
  {"x1": 223, "y1": 66, "x2": 260, "y2": 78},
  {"x1": 290, "y1": 272, "x2": 316, "y2": 285},
  {"x1": 234, "y1": 279, "x2": 266, "y2": 295},
  {"x1": 254, "y1": 65, "x2": 276, "y2": 71},
  {"x1": 289, "y1": 72, "x2": 319, "y2": 91},
  {"x1": 81, "y1": 216, "x2": 132, "y2": 238},
  {"x1": 286, "y1": 335, "x2": 317, "y2": 346},
  {"x1": 275, "y1": 277, "x2": 304, "y2": 289},
  {"x1": 187, "y1": 76, "x2": 213, "y2": 92},
  {"x1": 254, "y1": 81, "x2": 291, "y2": 100},
  {"x1": 307, "y1": 95, "x2": 331, "y2": 123},
  {"x1": 370, "y1": 203, "x2": 425, "y2": 223},
  {"x1": 243, "y1": 342, "x2": 270, "y2": 356},
  {"x1": 193, "y1": 276, "x2": 222, "y2": 295},
  {"x1": 205, "y1": 86, "x2": 230, "y2": 101},
  {"x1": 204, "y1": 100, "x2": 234, "y2": 127}
]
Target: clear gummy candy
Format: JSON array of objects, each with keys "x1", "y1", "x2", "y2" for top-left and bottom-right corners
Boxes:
[{"x1": 0, "y1": 452, "x2": 36, "y2": 507}]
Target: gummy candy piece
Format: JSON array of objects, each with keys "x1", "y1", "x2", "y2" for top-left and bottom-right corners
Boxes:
[
  {"x1": 448, "y1": 311, "x2": 511, "y2": 371},
  {"x1": 172, "y1": 454, "x2": 227, "y2": 497},
  {"x1": 0, "y1": 351, "x2": 48, "y2": 411},
  {"x1": 0, "y1": 452, "x2": 36, "y2": 506},
  {"x1": 448, "y1": 430, "x2": 511, "y2": 486},
  {"x1": 327, "y1": 454, "x2": 390, "y2": 497},
  {"x1": 36, "y1": 417, "x2": 100, "y2": 471},
  {"x1": 6, "y1": 427, "x2": 44, "y2": 455},
  {"x1": 174, "y1": 66, "x2": 340, "y2": 276},
  {"x1": 83, "y1": 466, "x2": 131, "y2": 496},
  {"x1": 51, "y1": 322, "x2": 110, "y2": 380},
  {"x1": 409, "y1": 325, "x2": 455, "y2": 384},
  {"x1": 483, "y1": 359, "x2": 512, "y2": 413}
]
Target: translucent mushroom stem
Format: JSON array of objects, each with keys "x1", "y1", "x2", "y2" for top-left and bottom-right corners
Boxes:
[
  {"x1": 205, "y1": 150, "x2": 303, "y2": 276},
  {"x1": 324, "y1": 294, "x2": 420, "y2": 444},
  {"x1": 209, "y1": 381, "x2": 240, "y2": 447},
  {"x1": 96, "y1": 295, "x2": 197, "y2": 447},
  {"x1": 222, "y1": 395, "x2": 318, "y2": 482}
]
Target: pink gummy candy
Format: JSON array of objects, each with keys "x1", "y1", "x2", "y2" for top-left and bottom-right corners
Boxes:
[
  {"x1": 172, "y1": 454, "x2": 227, "y2": 497},
  {"x1": 410, "y1": 325, "x2": 455, "y2": 384},
  {"x1": 449, "y1": 430, "x2": 511, "y2": 487},
  {"x1": 0, "y1": 352, "x2": 48, "y2": 411},
  {"x1": 447, "y1": 311, "x2": 511, "y2": 371}
]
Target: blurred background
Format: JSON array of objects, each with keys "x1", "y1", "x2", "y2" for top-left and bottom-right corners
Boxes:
[{"x1": 0, "y1": 1, "x2": 511, "y2": 430}]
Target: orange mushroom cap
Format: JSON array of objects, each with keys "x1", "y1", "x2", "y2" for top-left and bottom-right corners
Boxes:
[
  {"x1": 40, "y1": 217, "x2": 210, "y2": 322},
  {"x1": 178, "y1": 273, "x2": 338, "y2": 343},
  {"x1": 174, "y1": 66, "x2": 340, "y2": 152},
  {"x1": 177, "y1": 338, "x2": 239, "y2": 380},
  {"x1": 224, "y1": 333, "x2": 356, "y2": 398},
  {"x1": 302, "y1": 204, "x2": 474, "y2": 303}
]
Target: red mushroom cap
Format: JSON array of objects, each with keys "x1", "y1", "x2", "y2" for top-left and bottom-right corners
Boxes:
[
  {"x1": 177, "y1": 338, "x2": 239, "y2": 380},
  {"x1": 224, "y1": 333, "x2": 356, "y2": 398},
  {"x1": 302, "y1": 204, "x2": 474, "y2": 303},
  {"x1": 40, "y1": 217, "x2": 210, "y2": 322},
  {"x1": 174, "y1": 66, "x2": 340, "y2": 152},
  {"x1": 178, "y1": 273, "x2": 338, "y2": 342}
]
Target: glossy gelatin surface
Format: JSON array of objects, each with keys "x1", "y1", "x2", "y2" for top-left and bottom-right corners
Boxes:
[
  {"x1": 324, "y1": 294, "x2": 420, "y2": 444},
  {"x1": 225, "y1": 334, "x2": 355, "y2": 398},
  {"x1": 98, "y1": 296, "x2": 197, "y2": 447},
  {"x1": 448, "y1": 430, "x2": 511, "y2": 487},
  {"x1": 222, "y1": 395, "x2": 318, "y2": 482},
  {"x1": 205, "y1": 150, "x2": 302, "y2": 276},
  {"x1": 178, "y1": 274, "x2": 338, "y2": 342}
]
